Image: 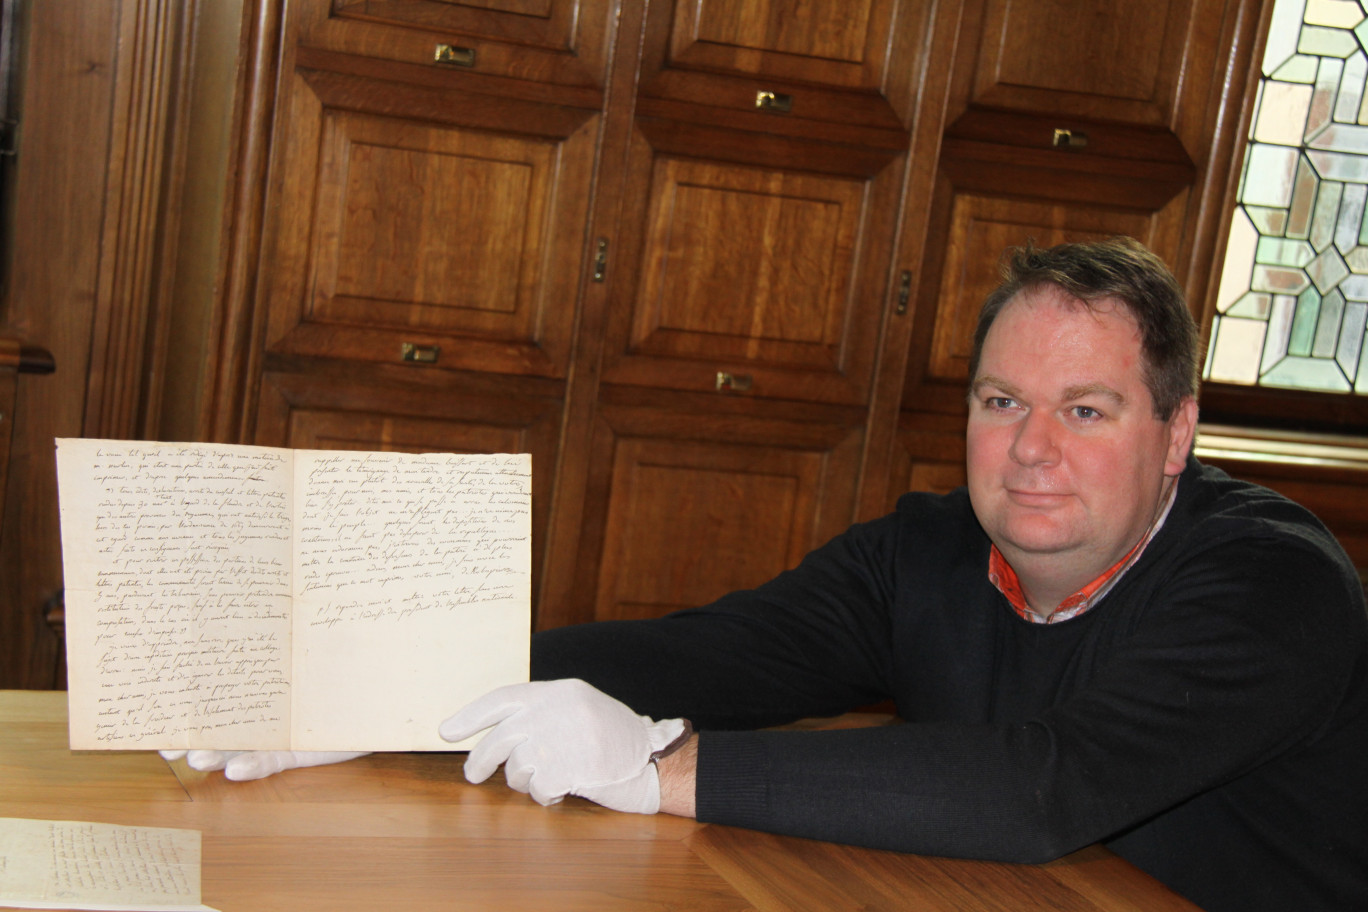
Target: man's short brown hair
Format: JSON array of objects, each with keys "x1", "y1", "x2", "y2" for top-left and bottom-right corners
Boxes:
[{"x1": 967, "y1": 237, "x2": 1200, "y2": 420}]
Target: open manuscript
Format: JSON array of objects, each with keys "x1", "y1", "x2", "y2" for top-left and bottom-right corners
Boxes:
[{"x1": 55, "y1": 439, "x2": 531, "y2": 752}]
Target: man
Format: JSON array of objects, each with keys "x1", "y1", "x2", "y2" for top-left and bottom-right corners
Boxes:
[{"x1": 171, "y1": 238, "x2": 1368, "y2": 912}]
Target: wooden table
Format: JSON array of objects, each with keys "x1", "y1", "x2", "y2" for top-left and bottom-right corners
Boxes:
[{"x1": 0, "y1": 691, "x2": 1202, "y2": 911}]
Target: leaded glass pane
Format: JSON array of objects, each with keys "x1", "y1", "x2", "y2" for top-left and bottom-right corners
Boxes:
[
  {"x1": 1289, "y1": 156, "x2": 1320, "y2": 235},
  {"x1": 1262, "y1": 355, "x2": 1352, "y2": 389},
  {"x1": 1313, "y1": 287, "x2": 1346, "y2": 355},
  {"x1": 1357, "y1": 326, "x2": 1368, "y2": 391},
  {"x1": 1247, "y1": 206, "x2": 1290, "y2": 234},
  {"x1": 1289, "y1": 287, "x2": 1322, "y2": 354},
  {"x1": 1300, "y1": 25, "x2": 1359, "y2": 57},
  {"x1": 1336, "y1": 300, "x2": 1366, "y2": 376},
  {"x1": 1339, "y1": 273, "x2": 1368, "y2": 298},
  {"x1": 1242, "y1": 144, "x2": 1299, "y2": 206},
  {"x1": 1307, "y1": 58, "x2": 1344, "y2": 137},
  {"x1": 1273, "y1": 54, "x2": 1322, "y2": 82},
  {"x1": 1208, "y1": 316, "x2": 1266, "y2": 383},
  {"x1": 1307, "y1": 245, "x2": 1350, "y2": 291},
  {"x1": 1255, "y1": 81, "x2": 1313, "y2": 144},
  {"x1": 1229, "y1": 292, "x2": 1274, "y2": 318},
  {"x1": 1311, "y1": 180, "x2": 1343, "y2": 250},
  {"x1": 1337, "y1": 182, "x2": 1366, "y2": 250},
  {"x1": 1252, "y1": 264, "x2": 1311, "y2": 294},
  {"x1": 1307, "y1": 0, "x2": 1364, "y2": 29},
  {"x1": 1268, "y1": 1, "x2": 1310, "y2": 73},
  {"x1": 1258, "y1": 236, "x2": 1317, "y2": 266},
  {"x1": 1209, "y1": 0, "x2": 1368, "y2": 394},
  {"x1": 1217, "y1": 209, "x2": 1259, "y2": 313},
  {"x1": 1334, "y1": 53, "x2": 1366, "y2": 121}
]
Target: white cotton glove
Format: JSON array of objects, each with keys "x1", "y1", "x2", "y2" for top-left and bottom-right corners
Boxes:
[
  {"x1": 438, "y1": 679, "x2": 689, "y2": 814},
  {"x1": 158, "y1": 749, "x2": 370, "y2": 781}
]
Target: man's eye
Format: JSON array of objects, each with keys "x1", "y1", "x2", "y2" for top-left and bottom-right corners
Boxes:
[
  {"x1": 1072, "y1": 406, "x2": 1101, "y2": 420},
  {"x1": 986, "y1": 397, "x2": 1017, "y2": 410}
]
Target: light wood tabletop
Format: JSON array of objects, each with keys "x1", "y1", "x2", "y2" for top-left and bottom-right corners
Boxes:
[{"x1": 0, "y1": 690, "x2": 1202, "y2": 911}]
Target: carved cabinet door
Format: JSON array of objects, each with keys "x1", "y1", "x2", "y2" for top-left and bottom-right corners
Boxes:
[
  {"x1": 548, "y1": 0, "x2": 934, "y2": 626},
  {"x1": 247, "y1": 0, "x2": 617, "y2": 604},
  {"x1": 888, "y1": 0, "x2": 1251, "y2": 501}
]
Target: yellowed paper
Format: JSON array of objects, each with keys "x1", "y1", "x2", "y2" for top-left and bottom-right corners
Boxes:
[
  {"x1": 0, "y1": 817, "x2": 217, "y2": 911},
  {"x1": 56, "y1": 439, "x2": 531, "y2": 752}
]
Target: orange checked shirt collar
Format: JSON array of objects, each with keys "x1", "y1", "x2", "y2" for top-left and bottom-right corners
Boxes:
[{"x1": 988, "y1": 479, "x2": 1179, "y2": 625}]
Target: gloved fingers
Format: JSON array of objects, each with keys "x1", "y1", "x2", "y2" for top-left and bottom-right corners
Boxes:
[
  {"x1": 222, "y1": 750, "x2": 370, "y2": 781},
  {"x1": 438, "y1": 682, "x2": 535, "y2": 743},
  {"x1": 501, "y1": 754, "x2": 536, "y2": 795},
  {"x1": 158, "y1": 750, "x2": 187, "y2": 761},
  {"x1": 223, "y1": 751, "x2": 289, "y2": 780},
  {"x1": 524, "y1": 771, "x2": 568, "y2": 807},
  {"x1": 462, "y1": 727, "x2": 528, "y2": 784},
  {"x1": 185, "y1": 750, "x2": 240, "y2": 771}
]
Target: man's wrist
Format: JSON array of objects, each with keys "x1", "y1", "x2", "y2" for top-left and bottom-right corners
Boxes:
[{"x1": 655, "y1": 733, "x2": 697, "y2": 818}]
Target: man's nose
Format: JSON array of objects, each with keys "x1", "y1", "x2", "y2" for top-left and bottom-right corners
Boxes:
[{"x1": 1009, "y1": 410, "x2": 1060, "y2": 466}]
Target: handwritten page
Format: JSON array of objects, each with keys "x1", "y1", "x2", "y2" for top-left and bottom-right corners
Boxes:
[
  {"x1": 0, "y1": 817, "x2": 218, "y2": 912},
  {"x1": 291, "y1": 451, "x2": 531, "y2": 750},
  {"x1": 56, "y1": 439, "x2": 531, "y2": 752}
]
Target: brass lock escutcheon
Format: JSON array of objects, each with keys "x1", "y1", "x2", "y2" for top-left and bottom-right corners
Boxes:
[
  {"x1": 1052, "y1": 128, "x2": 1088, "y2": 150},
  {"x1": 401, "y1": 343, "x2": 440, "y2": 364},
  {"x1": 716, "y1": 371, "x2": 753, "y2": 392},
  {"x1": 434, "y1": 44, "x2": 476, "y2": 68},
  {"x1": 755, "y1": 90, "x2": 793, "y2": 113}
]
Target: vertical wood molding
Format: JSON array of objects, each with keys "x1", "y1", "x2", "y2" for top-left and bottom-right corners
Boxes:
[
  {"x1": 2, "y1": 1, "x2": 123, "y2": 687},
  {"x1": 202, "y1": 0, "x2": 283, "y2": 444},
  {"x1": 82, "y1": 0, "x2": 188, "y2": 440}
]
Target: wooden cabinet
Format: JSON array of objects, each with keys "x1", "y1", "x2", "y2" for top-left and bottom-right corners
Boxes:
[
  {"x1": 209, "y1": 0, "x2": 1262, "y2": 634},
  {"x1": 890, "y1": 0, "x2": 1257, "y2": 503}
]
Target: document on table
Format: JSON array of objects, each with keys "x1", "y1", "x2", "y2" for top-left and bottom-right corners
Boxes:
[{"x1": 0, "y1": 817, "x2": 218, "y2": 911}]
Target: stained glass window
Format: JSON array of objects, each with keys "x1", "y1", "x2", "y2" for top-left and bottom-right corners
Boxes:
[{"x1": 1207, "y1": 0, "x2": 1368, "y2": 394}]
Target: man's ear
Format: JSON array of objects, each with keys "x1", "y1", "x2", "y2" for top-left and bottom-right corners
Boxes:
[{"x1": 1164, "y1": 397, "x2": 1199, "y2": 475}]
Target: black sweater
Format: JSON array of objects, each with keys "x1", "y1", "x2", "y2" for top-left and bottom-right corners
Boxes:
[{"x1": 534, "y1": 459, "x2": 1368, "y2": 912}]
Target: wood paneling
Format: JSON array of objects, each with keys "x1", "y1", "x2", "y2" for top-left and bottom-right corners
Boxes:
[
  {"x1": 300, "y1": 0, "x2": 617, "y2": 88},
  {"x1": 890, "y1": 0, "x2": 1256, "y2": 514},
  {"x1": 925, "y1": 193, "x2": 1176, "y2": 386},
  {"x1": 261, "y1": 68, "x2": 599, "y2": 378},
  {"x1": 601, "y1": 145, "x2": 901, "y2": 404},
  {"x1": 949, "y1": 0, "x2": 1230, "y2": 166},
  {"x1": 582, "y1": 404, "x2": 864, "y2": 622},
  {"x1": 640, "y1": 0, "x2": 918, "y2": 129},
  {"x1": 1, "y1": 2, "x2": 137, "y2": 688}
]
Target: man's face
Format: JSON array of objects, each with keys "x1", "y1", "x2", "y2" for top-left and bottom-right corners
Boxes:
[{"x1": 965, "y1": 284, "x2": 1196, "y2": 590}]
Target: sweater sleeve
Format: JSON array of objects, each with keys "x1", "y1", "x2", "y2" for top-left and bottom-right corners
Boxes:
[
  {"x1": 693, "y1": 534, "x2": 1367, "y2": 864},
  {"x1": 532, "y1": 507, "x2": 906, "y2": 729}
]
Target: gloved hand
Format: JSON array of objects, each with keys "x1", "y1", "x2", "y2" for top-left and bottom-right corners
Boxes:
[
  {"x1": 438, "y1": 679, "x2": 690, "y2": 814},
  {"x1": 158, "y1": 749, "x2": 371, "y2": 781}
]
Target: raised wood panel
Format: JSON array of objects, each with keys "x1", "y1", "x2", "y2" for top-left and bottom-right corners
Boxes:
[
  {"x1": 913, "y1": 186, "x2": 1186, "y2": 398},
  {"x1": 294, "y1": 0, "x2": 617, "y2": 89},
  {"x1": 947, "y1": 0, "x2": 1243, "y2": 169},
  {"x1": 963, "y1": 0, "x2": 1196, "y2": 129},
  {"x1": 601, "y1": 127, "x2": 903, "y2": 405},
  {"x1": 577, "y1": 403, "x2": 864, "y2": 622},
  {"x1": 638, "y1": 0, "x2": 923, "y2": 130},
  {"x1": 885, "y1": 414, "x2": 967, "y2": 507},
  {"x1": 261, "y1": 68, "x2": 598, "y2": 378}
]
